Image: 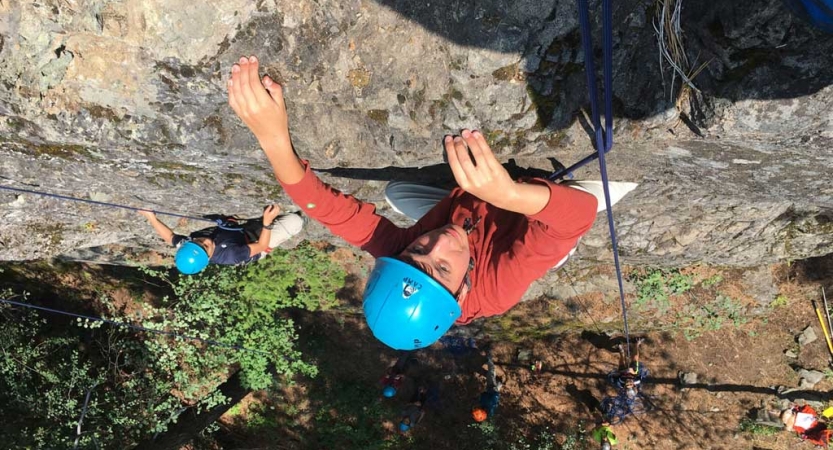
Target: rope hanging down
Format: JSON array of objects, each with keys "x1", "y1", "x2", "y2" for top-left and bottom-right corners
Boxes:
[
  {"x1": 0, "y1": 297, "x2": 271, "y2": 356},
  {"x1": 0, "y1": 184, "x2": 239, "y2": 228},
  {"x1": 568, "y1": 0, "x2": 633, "y2": 358}
]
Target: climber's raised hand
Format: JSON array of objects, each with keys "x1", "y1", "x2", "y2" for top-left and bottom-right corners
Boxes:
[
  {"x1": 445, "y1": 129, "x2": 552, "y2": 216},
  {"x1": 227, "y1": 56, "x2": 304, "y2": 185},
  {"x1": 445, "y1": 129, "x2": 518, "y2": 208},
  {"x1": 228, "y1": 55, "x2": 290, "y2": 151}
]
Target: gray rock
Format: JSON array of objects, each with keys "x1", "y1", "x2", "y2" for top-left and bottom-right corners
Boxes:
[
  {"x1": 741, "y1": 266, "x2": 777, "y2": 306},
  {"x1": 785, "y1": 349, "x2": 798, "y2": 358},
  {"x1": 798, "y1": 326, "x2": 818, "y2": 346},
  {"x1": 798, "y1": 369, "x2": 826, "y2": 388},
  {"x1": 680, "y1": 371, "x2": 699, "y2": 385},
  {"x1": 808, "y1": 400, "x2": 826, "y2": 411},
  {"x1": 754, "y1": 408, "x2": 785, "y2": 428},
  {"x1": 0, "y1": 0, "x2": 830, "y2": 271}
]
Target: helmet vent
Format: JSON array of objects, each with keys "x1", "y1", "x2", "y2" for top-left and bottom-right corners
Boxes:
[{"x1": 434, "y1": 325, "x2": 439, "y2": 331}]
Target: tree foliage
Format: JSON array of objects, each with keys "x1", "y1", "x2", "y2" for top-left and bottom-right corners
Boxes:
[{"x1": 0, "y1": 241, "x2": 346, "y2": 448}]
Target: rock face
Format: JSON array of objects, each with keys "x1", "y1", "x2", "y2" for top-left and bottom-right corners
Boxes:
[{"x1": 0, "y1": 0, "x2": 831, "y2": 267}]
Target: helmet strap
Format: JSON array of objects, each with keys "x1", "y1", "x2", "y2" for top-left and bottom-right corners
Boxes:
[
  {"x1": 455, "y1": 258, "x2": 475, "y2": 297},
  {"x1": 463, "y1": 217, "x2": 481, "y2": 234}
]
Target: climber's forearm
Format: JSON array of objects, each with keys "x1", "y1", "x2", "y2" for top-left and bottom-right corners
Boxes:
[
  {"x1": 247, "y1": 227, "x2": 271, "y2": 257},
  {"x1": 260, "y1": 138, "x2": 306, "y2": 185},
  {"x1": 146, "y1": 216, "x2": 175, "y2": 245}
]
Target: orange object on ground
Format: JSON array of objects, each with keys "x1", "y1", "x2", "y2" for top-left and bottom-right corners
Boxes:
[{"x1": 472, "y1": 408, "x2": 488, "y2": 422}]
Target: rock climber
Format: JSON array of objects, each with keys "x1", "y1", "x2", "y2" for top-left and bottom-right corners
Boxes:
[
  {"x1": 591, "y1": 420, "x2": 618, "y2": 449},
  {"x1": 472, "y1": 350, "x2": 504, "y2": 422},
  {"x1": 139, "y1": 205, "x2": 303, "y2": 274},
  {"x1": 781, "y1": 404, "x2": 832, "y2": 448},
  {"x1": 608, "y1": 338, "x2": 648, "y2": 397},
  {"x1": 226, "y1": 55, "x2": 599, "y2": 349},
  {"x1": 381, "y1": 352, "x2": 416, "y2": 398}
]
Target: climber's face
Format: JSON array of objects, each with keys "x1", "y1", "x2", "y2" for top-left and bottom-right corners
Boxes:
[
  {"x1": 193, "y1": 237, "x2": 215, "y2": 257},
  {"x1": 398, "y1": 224, "x2": 471, "y2": 298}
]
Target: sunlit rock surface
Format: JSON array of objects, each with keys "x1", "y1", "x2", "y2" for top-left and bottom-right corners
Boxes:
[{"x1": 0, "y1": 0, "x2": 831, "y2": 270}]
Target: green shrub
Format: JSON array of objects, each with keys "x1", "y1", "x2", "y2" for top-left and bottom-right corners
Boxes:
[
  {"x1": 630, "y1": 268, "x2": 693, "y2": 313},
  {"x1": 0, "y1": 240, "x2": 346, "y2": 448},
  {"x1": 0, "y1": 301, "x2": 180, "y2": 448},
  {"x1": 241, "y1": 241, "x2": 346, "y2": 311},
  {"x1": 738, "y1": 418, "x2": 780, "y2": 436}
]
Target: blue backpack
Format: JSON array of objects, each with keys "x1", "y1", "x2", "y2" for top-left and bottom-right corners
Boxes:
[{"x1": 785, "y1": 0, "x2": 833, "y2": 32}]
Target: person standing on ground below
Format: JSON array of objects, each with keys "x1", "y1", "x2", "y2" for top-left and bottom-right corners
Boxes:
[
  {"x1": 139, "y1": 205, "x2": 303, "y2": 274},
  {"x1": 609, "y1": 337, "x2": 648, "y2": 397},
  {"x1": 226, "y1": 55, "x2": 598, "y2": 349},
  {"x1": 472, "y1": 350, "x2": 504, "y2": 422},
  {"x1": 381, "y1": 352, "x2": 416, "y2": 398}
]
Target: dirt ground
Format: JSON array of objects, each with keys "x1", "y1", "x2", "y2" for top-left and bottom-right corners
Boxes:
[{"x1": 213, "y1": 253, "x2": 833, "y2": 450}]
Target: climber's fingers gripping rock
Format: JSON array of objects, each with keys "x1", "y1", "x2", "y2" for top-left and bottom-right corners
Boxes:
[{"x1": 228, "y1": 55, "x2": 290, "y2": 150}]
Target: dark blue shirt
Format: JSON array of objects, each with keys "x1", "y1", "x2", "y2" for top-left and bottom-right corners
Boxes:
[
  {"x1": 479, "y1": 389, "x2": 500, "y2": 418},
  {"x1": 172, "y1": 227, "x2": 258, "y2": 266}
]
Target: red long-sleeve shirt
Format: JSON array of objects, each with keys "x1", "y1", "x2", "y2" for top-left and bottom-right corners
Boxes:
[{"x1": 282, "y1": 161, "x2": 598, "y2": 324}]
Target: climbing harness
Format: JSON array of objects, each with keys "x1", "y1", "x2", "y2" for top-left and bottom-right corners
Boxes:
[
  {"x1": 0, "y1": 184, "x2": 244, "y2": 230},
  {"x1": 0, "y1": 297, "x2": 271, "y2": 355},
  {"x1": 607, "y1": 366, "x2": 650, "y2": 390},
  {"x1": 551, "y1": 0, "x2": 633, "y2": 360}
]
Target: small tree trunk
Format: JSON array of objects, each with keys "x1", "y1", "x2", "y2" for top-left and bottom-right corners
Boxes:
[{"x1": 133, "y1": 371, "x2": 249, "y2": 450}]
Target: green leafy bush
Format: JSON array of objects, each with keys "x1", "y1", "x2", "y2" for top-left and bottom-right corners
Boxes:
[
  {"x1": 130, "y1": 241, "x2": 345, "y2": 392},
  {"x1": 674, "y1": 294, "x2": 748, "y2": 340},
  {"x1": 0, "y1": 300, "x2": 180, "y2": 448},
  {"x1": 0, "y1": 240, "x2": 346, "y2": 448},
  {"x1": 241, "y1": 241, "x2": 346, "y2": 311},
  {"x1": 630, "y1": 268, "x2": 693, "y2": 313}
]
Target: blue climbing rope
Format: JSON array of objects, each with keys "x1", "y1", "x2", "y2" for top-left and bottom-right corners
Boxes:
[
  {"x1": 600, "y1": 391, "x2": 650, "y2": 424},
  {"x1": 0, "y1": 184, "x2": 241, "y2": 228},
  {"x1": 0, "y1": 297, "x2": 271, "y2": 356},
  {"x1": 562, "y1": 0, "x2": 632, "y2": 358}
]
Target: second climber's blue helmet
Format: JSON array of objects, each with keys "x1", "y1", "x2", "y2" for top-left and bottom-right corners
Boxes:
[
  {"x1": 399, "y1": 421, "x2": 411, "y2": 433},
  {"x1": 382, "y1": 385, "x2": 397, "y2": 398},
  {"x1": 363, "y1": 257, "x2": 462, "y2": 350},
  {"x1": 175, "y1": 241, "x2": 210, "y2": 275}
]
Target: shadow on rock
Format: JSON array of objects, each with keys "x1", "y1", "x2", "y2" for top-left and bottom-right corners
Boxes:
[
  {"x1": 318, "y1": 158, "x2": 564, "y2": 184},
  {"x1": 373, "y1": 0, "x2": 833, "y2": 129}
]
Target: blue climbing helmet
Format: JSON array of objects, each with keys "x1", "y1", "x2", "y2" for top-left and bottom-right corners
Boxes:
[
  {"x1": 363, "y1": 257, "x2": 462, "y2": 350},
  {"x1": 398, "y1": 421, "x2": 411, "y2": 433},
  {"x1": 382, "y1": 385, "x2": 397, "y2": 398},
  {"x1": 175, "y1": 241, "x2": 210, "y2": 274}
]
